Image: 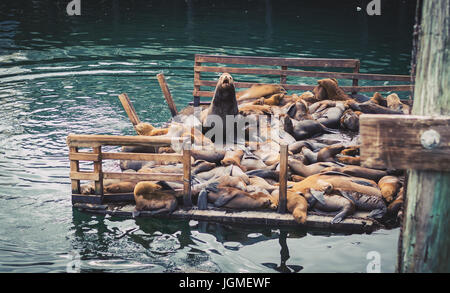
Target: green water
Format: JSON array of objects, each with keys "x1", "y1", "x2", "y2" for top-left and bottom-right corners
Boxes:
[{"x1": 0, "y1": 0, "x2": 416, "y2": 273}]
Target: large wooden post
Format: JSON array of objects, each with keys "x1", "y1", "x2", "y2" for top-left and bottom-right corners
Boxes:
[{"x1": 399, "y1": 0, "x2": 450, "y2": 273}]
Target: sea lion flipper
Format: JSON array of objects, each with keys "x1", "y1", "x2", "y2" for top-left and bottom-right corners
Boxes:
[
  {"x1": 309, "y1": 189, "x2": 327, "y2": 206},
  {"x1": 367, "y1": 207, "x2": 387, "y2": 219},
  {"x1": 338, "y1": 190, "x2": 356, "y2": 204}
]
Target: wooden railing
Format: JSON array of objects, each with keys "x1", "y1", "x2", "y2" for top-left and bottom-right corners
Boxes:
[
  {"x1": 192, "y1": 54, "x2": 413, "y2": 105},
  {"x1": 67, "y1": 134, "x2": 192, "y2": 206}
]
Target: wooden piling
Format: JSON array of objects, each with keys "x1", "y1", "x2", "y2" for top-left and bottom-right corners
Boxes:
[
  {"x1": 278, "y1": 145, "x2": 288, "y2": 214},
  {"x1": 118, "y1": 93, "x2": 141, "y2": 127},
  {"x1": 399, "y1": 0, "x2": 450, "y2": 273},
  {"x1": 157, "y1": 73, "x2": 179, "y2": 117}
]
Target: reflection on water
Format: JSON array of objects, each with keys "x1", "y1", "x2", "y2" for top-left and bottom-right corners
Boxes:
[{"x1": 0, "y1": 0, "x2": 415, "y2": 272}]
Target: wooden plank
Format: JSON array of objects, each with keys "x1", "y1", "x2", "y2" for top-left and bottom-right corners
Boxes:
[
  {"x1": 72, "y1": 194, "x2": 103, "y2": 205},
  {"x1": 183, "y1": 147, "x2": 192, "y2": 207},
  {"x1": 70, "y1": 171, "x2": 100, "y2": 181},
  {"x1": 360, "y1": 114, "x2": 450, "y2": 171},
  {"x1": 93, "y1": 146, "x2": 103, "y2": 198},
  {"x1": 280, "y1": 65, "x2": 287, "y2": 84},
  {"x1": 278, "y1": 145, "x2": 288, "y2": 214},
  {"x1": 101, "y1": 152, "x2": 183, "y2": 163},
  {"x1": 118, "y1": 93, "x2": 141, "y2": 126},
  {"x1": 157, "y1": 73, "x2": 178, "y2": 117},
  {"x1": 69, "y1": 147, "x2": 80, "y2": 194},
  {"x1": 194, "y1": 81, "x2": 413, "y2": 92},
  {"x1": 195, "y1": 54, "x2": 359, "y2": 68},
  {"x1": 193, "y1": 61, "x2": 202, "y2": 106},
  {"x1": 66, "y1": 134, "x2": 180, "y2": 148},
  {"x1": 103, "y1": 172, "x2": 184, "y2": 181},
  {"x1": 69, "y1": 152, "x2": 100, "y2": 162},
  {"x1": 194, "y1": 66, "x2": 412, "y2": 81}
]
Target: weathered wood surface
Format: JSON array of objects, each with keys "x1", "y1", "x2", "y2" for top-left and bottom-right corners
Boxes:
[
  {"x1": 103, "y1": 172, "x2": 184, "y2": 182},
  {"x1": 360, "y1": 114, "x2": 450, "y2": 171},
  {"x1": 183, "y1": 147, "x2": 192, "y2": 207},
  {"x1": 399, "y1": 0, "x2": 450, "y2": 273},
  {"x1": 277, "y1": 145, "x2": 288, "y2": 214},
  {"x1": 118, "y1": 93, "x2": 141, "y2": 126},
  {"x1": 69, "y1": 146, "x2": 81, "y2": 194},
  {"x1": 66, "y1": 134, "x2": 179, "y2": 147},
  {"x1": 73, "y1": 203, "x2": 379, "y2": 233},
  {"x1": 157, "y1": 73, "x2": 178, "y2": 117}
]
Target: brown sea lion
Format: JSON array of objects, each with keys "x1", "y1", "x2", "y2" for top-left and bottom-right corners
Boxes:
[
  {"x1": 254, "y1": 93, "x2": 284, "y2": 106},
  {"x1": 335, "y1": 154, "x2": 361, "y2": 165},
  {"x1": 378, "y1": 175, "x2": 402, "y2": 203},
  {"x1": 316, "y1": 144, "x2": 346, "y2": 162},
  {"x1": 105, "y1": 181, "x2": 138, "y2": 193},
  {"x1": 291, "y1": 175, "x2": 305, "y2": 182},
  {"x1": 135, "y1": 122, "x2": 169, "y2": 136},
  {"x1": 321, "y1": 165, "x2": 387, "y2": 182},
  {"x1": 192, "y1": 160, "x2": 217, "y2": 175},
  {"x1": 386, "y1": 93, "x2": 410, "y2": 114},
  {"x1": 134, "y1": 181, "x2": 177, "y2": 214},
  {"x1": 370, "y1": 92, "x2": 387, "y2": 107},
  {"x1": 248, "y1": 176, "x2": 277, "y2": 193},
  {"x1": 387, "y1": 187, "x2": 404, "y2": 219},
  {"x1": 238, "y1": 104, "x2": 273, "y2": 116},
  {"x1": 291, "y1": 173, "x2": 386, "y2": 221},
  {"x1": 317, "y1": 78, "x2": 353, "y2": 101},
  {"x1": 236, "y1": 84, "x2": 286, "y2": 102},
  {"x1": 271, "y1": 190, "x2": 309, "y2": 224},
  {"x1": 340, "y1": 146, "x2": 360, "y2": 156},
  {"x1": 221, "y1": 149, "x2": 246, "y2": 171},
  {"x1": 191, "y1": 148, "x2": 226, "y2": 163},
  {"x1": 158, "y1": 146, "x2": 175, "y2": 153}
]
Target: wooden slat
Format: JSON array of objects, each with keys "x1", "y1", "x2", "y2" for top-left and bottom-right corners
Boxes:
[
  {"x1": 157, "y1": 73, "x2": 178, "y2": 117},
  {"x1": 69, "y1": 147, "x2": 80, "y2": 194},
  {"x1": 280, "y1": 65, "x2": 287, "y2": 84},
  {"x1": 70, "y1": 171, "x2": 100, "y2": 181},
  {"x1": 278, "y1": 145, "x2": 288, "y2": 214},
  {"x1": 118, "y1": 93, "x2": 140, "y2": 126},
  {"x1": 103, "y1": 172, "x2": 184, "y2": 181},
  {"x1": 195, "y1": 54, "x2": 359, "y2": 68},
  {"x1": 183, "y1": 147, "x2": 192, "y2": 207},
  {"x1": 360, "y1": 114, "x2": 450, "y2": 171},
  {"x1": 193, "y1": 61, "x2": 202, "y2": 106},
  {"x1": 101, "y1": 152, "x2": 183, "y2": 163},
  {"x1": 72, "y1": 194, "x2": 103, "y2": 205},
  {"x1": 66, "y1": 134, "x2": 180, "y2": 148},
  {"x1": 194, "y1": 66, "x2": 412, "y2": 82},
  {"x1": 352, "y1": 60, "x2": 360, "y2": 94},
  {"x1": 69, "y1": 152, "x2": 100, "y2": 162}
]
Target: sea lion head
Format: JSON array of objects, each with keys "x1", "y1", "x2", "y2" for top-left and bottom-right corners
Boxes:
[{"x1": 217, "y1": 73, "x2": 234, "y2": 90}]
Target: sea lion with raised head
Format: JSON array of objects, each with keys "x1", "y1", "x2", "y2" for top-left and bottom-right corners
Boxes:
[
  {"x1": 221, "y1": 148, "x2": 246, "y2": 171},
  {"x1": 317, "y1": 78, "x2": 353, "y2": 101},
  {"x1": 134, "y1": 181, "x2": 178, "y2": 214},
  {"x1": 386, "y1": 93, "x2": 410, "y2": 114}
]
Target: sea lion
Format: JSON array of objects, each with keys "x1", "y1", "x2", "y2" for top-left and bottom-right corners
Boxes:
[
  {"x1": 298, "y1": 91, "x2": 318, "y2": 103},
  {"x1": 282, "y1": 116, "x2": 339, "y2": 141},
  {"x1": 133, "y1": 181, "x2": 178, "y2": 214},
  {"x1": 197, "y1": 182, "x2": 275, "y2": 210},
  {"x1": 291, "y1": 173, "x2": 386, "y2": 222},
  {"x1": 321, "y1": 165, "x2": 387, "y2": 182},
  {"x1": 312, "y1": 102, "x2": 347, "y2": 128},
  {"x1": 246, "y1": 169, "x2": 280, "y2": 181},
  {"x1": 240, "y1": 152, "x2": 267, "y2": 171},
  {"x1": 238, "y1": 104, "x2": 273, "y2": 116},
  {"x1": 247, "y1": 176, "x2": 277, "y2": 193},
  {"x1": 191, "y1": 148, "x2": 226, "y2": 163},
  {"x1": 271, "y1": 190, "x2": 309, "y2": 224},
  {"x1": 192, "y1": 160, "x2": 217, "y2": 175},
  {"x1": 287, "y1": 100, "x2": 311, "y2": 121},
  {"x1": 386, "y1": 93, "x2": 410, "y2": 114},
  {"x1": 255, "y1": 93, "x2": 284, "y2": 106},
  {"x1": 387, "y1": 187, "x2": 404, "y2": 219},
  {"x1": 340, "y1": 146, "x2": 360, "y2": 156},
  {"x1": 340, "y1": 109, "x2": 361, "y2": 131},
  {"x1": 378, "y1": 176, "x2": 402, "y2": 203},
  {"x1": 236, "y1": 84, "x2": 286, "y2": 102},
  {"x1": 135, "y1": 122, "x2": 169, "y2": 136},
  {"x1": 349, "y1": 101, "x2": 403, "y2": 115},
  {"x1": 105, "y1": 181, "x2": 139, "y2": 193},
  {"x1": 288, "y1": 158, "x2": 340, "y2": 177},
  {"x1": 317, "y1": 78, "x2": 353, "y2": 101},
  {"x1": 370, "y1": 92, "x2": 387, "y2": 107},
  {"x1": 221, "y1": 149, "x2": 246, "y2": 171},
  {"x1": 335, "y1": 154, "x2": 361, "y2": 165},
  {"x1": 201, "y1": 73, "x2": 238, "y2": 141},
  {"x1": 316, "y1": 144, "x2": 346, "y2": 162}
]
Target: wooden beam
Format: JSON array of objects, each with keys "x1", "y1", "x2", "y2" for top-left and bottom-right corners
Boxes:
[
  {"x1": 101, "y1": 152, "x2": 183, "y2": 163},
  {"x1": 103, "y1": 172, "x2": 184, "y2": 182},
  {"x1": 118, "y1": 93, "x2": 141, "y2": 127},
  {"x1": 93, "y1": 146, "x2": 103, "y2": 199},
  {"x1": 360, "y1": 114, "x2": 450, "y2": 171},
  {"x1": 399, "y1": 0, "x2": 450, "y2": 273},
  {"x1": 278, "y1": 145, "x2": 288, "y2": 214},
  {"x1": 66, "y1": 134, "x2": 180, "y2": 148},
  {"x1": 183, "y1": 146, "x2": 192, "y2": 208},
  {"x1": 157, "y1": 73, "x2": 178, "y2": 117},
  {"x1": 69, "y1": 147, "x2": 80, "y2": 194}
]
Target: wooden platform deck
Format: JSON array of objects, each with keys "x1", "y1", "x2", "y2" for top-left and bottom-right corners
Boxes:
[{"x1": 73, "y1": 203, "x2": 381, "y2": 234}]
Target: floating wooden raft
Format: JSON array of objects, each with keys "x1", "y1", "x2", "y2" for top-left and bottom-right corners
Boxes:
[{"x1": 68, "y1": 55, "x2": 414, "y2": 234}]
